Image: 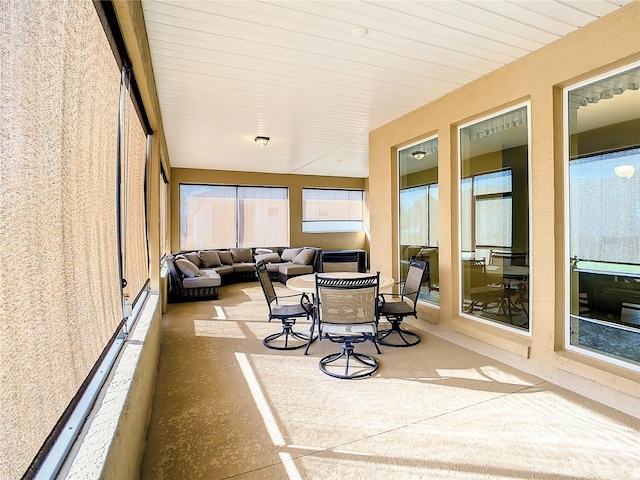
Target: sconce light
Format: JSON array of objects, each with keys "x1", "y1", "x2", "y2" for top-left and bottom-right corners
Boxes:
[
  {"x1": 411, "y1": 151, "x2": 426, "y2": 160},
  {"x1": 255, "y1": 136, "x2": 270, "y2": 146},
  {"x1": 614, "y1": 165, "x2": 635, "y2": 178}
]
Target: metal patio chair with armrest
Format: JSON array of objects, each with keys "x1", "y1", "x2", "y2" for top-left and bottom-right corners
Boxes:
[
  {"x1": 314, "y1": 272, "x2": 381, "y2": 379},
  {"x1": 377, "y1": 258, "x2": 427, "y2": 347},
  {"x1": 462, "y1": 259, "x2": 504, "y2": 316},
  {"x1": 255, "y1": 260, "x2": 315, "y2": 350},
  {"x1": 489, "y1": 249, "x2": 527, "y2": 267},
  {"x1": 489, "y1": 250, "x2": 528, "y2": 319}
]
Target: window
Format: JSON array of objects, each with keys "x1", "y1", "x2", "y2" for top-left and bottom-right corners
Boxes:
[
  {"x1": 160, "y1": 165, "x2": 169, "y2": 257},
  {"x1": 565, "y1": 64, "x2": 640, "y2": 369},
  {"x1": 180, "y1": 185, "x2": 289, "y2": 249},
  {"x1": 462, "y1": 169, "x2": 514, "y2": 261},
  {"x1": 1, "y1": 1, "x2": 150, "y2": 477},
  {"x1": 459, "y1": 105, "x2": 530, "y2": 331},
  {"x1": 398, "y1": 137, "x2": 439, "y2": 305},
  {"x1": 302, "y1": 188, "x2": 363, "y2": 232}
]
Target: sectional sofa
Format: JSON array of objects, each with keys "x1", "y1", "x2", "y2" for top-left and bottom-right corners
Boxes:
[{"x1": 165, "y1": 246, "x2": 322, "y2": 303}]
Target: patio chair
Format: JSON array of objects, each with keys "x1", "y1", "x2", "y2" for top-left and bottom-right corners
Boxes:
[
  {"x1": 255, "y1": 261, "x2": 315, "y2": 350},
  {"x1": 462, "y1": 259, "x2": 504, "y2": 315},
  {"x1": 314, "y1": 272, "x2": 381, "y2": 379},
  {"x1": 377, "y1": 258, "x2": 427, "y2": 347},
  {"x1": 489, "y1": 249, "x2": 527, "y2": 267},
  {"x1": 489, "y1": 250, "x2": 528, "y2": 320}
]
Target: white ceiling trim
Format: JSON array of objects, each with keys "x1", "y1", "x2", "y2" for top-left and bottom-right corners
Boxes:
[{"x1": 142, "y1": 0, "x2": 632, "y2": 177}]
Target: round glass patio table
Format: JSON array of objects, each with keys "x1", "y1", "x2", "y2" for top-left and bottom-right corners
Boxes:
[{"x1": 286, "y1": 272, "x2": 395, "y2": 293}]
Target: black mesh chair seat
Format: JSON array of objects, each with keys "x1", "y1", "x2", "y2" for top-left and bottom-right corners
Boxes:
[
  {"x1": 379, "y1": 301, "x2": 415, "y2": 316},
  {"x1": 377, "y1": 258, "x2": 427, "y2": 347},
  {"x1": 255, "y1": 260, "x2": 316, "y2": 350}
]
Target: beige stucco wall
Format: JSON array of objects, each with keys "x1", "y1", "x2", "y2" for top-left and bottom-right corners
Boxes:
[
  {"x1": 369, "y1": 2, "x2": 640, "y2": 413},
  {"x1": 170, "y1": 168, "x2": 367, "y2": 254}
]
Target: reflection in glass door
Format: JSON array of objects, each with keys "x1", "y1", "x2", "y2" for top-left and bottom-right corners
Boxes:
[
  {"x1": 398, "y1": 137, "x2": 439, "y2": 305},
  {"x1": 459, "y1": 105, "x2": 530, "y2": 331},
  {"x1": 565, "y1": 64, "x2": 640, "y2": 368}
]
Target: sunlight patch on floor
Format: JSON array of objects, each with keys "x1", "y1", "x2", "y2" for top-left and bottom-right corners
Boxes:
[
  {"x1": 193, "y1": 319, "x2": 245, "y2": 338},
  {"x1": 235, "y1": 352, "x2": 285, "y2": 446}
]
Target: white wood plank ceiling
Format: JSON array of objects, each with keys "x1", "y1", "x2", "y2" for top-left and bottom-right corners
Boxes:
[{"x1": 141, "y1": 0, "x2": 632, "y2": 178}]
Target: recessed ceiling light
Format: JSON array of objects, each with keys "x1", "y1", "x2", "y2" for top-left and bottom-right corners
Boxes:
[{"x1": 351, "y1": 26, "x2": 369, "y2": 38}]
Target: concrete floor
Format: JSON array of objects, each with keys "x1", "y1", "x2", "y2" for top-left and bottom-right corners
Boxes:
[{"x1": 141, "y1": 282, "x2": 640, "y2": 480}]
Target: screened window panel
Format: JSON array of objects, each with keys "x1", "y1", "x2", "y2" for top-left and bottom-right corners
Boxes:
[
  {"x1": 180, "y1": 185, "x2": 236, "y2": 250},
  {"x1": 569, "y1": 150, "x2": 640, "y2": 264},
  {"x1": 238, "y1": 187, "x2": 289, "y2": 247},
  {"x1": 180, "y1": 185, "x2": 289, "y2": 249},
  {"x1": 302, "y1": 188, "x2": 364, "y2": 232},
  {"x1": 473, "y1": 170, "x2": 512, "y2": 195},
  {"x1": 476, "y1": 197, "x2": 512, "y2": 247},
  {"x1": 302, "y1": 189, "x2": 363, "y2": 221},
  {"x1": 122, "y1": 95, "x2": 150, "y2": 302},
  {"x1": 0, "y1": 1, "x2": 122, "y2": 477},
  {"x1": 400, "y1": 186, "x2": 428, "y2": 246}
]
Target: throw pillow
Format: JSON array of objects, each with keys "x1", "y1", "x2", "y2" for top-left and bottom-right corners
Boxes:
[
  {"x1": 183, "y1": 252, "x2": 202, "y2": 267},
  {"x1": 292, "y1": 248, "x2": 316, "y2": 265},
  {"x1": 199, "y1": 250, "x2": 222, "y2": 268},
  {"x1": 280, "y1": 248, "x2": 303, "y2": 262},
  {"x1": 255, "y1": 252, "x2": 281, "y2": 264},
  {"x1": 174, "y1": 258, "x2": 200, "y2": 278},
  {"x1": 217, "y1": 250, "x2": 234, "y2": 265},
  {"x1": 230, "y1": 247, "x2": 252, "y2": 263}
]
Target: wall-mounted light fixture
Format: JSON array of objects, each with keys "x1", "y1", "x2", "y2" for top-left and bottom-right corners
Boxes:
[
  {"x1": 614, "y1": 165, "x2": 635, "y2": 178},
  {"x1": 411, "y1": 151, "x2": 426, "y2": 160},
  {"x1": 255, "y1": 136, "x2": 270, "y2": 146}
]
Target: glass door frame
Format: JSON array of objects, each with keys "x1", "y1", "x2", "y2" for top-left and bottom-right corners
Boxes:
[
  {"x1": 562, "y1": 61, "x2": 640, "y2": 371},
  {"x1": 396, "y1": 134, "x2": 439, "y2": 307},
  {"x1": 457, "y1": 101, "x2": 533, "y2": 335}
]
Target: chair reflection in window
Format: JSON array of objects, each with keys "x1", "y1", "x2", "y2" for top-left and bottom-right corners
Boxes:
[
  {"x1": 489, "y1": 249, "x2": 528, "y2": 318},
  {"x1": 489, "y1": 249, "x2": 527, "y2": 267},
  {"x1": 462, "y1": 259, "x2": 503, "y2": 315}
]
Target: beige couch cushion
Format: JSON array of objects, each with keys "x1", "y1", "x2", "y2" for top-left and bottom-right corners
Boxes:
[
  {"x1": 232, "y1": 263, "x2": 255, "y2": 273},
  {"x1": 183, "y1": 252, "x2": 202, "y2": 267},
  {"x1": 174, "y1": 258, "x2": 200, "y2": 278},
  {"x1": 265, "y1": 262, "x2": 283, "y2": 273},
  {"x1": 281, "y1": 248, "x2": 303, "y2": 262},
  {"x1": 199, "y1": 250, "x2": 222, "y2": 267},
  {"x1": 293, "y1": 248, "x2": 316, "y2": 265},
  {"x1": 209, "y1": 265, "x2": 233, "y2": 275},
  {"x1": 217, "y1": 251, "x2": 234, "y2": 265},
  {"x1": 183, "y1": 270, "x2": 221, "y2": 288},
  {"x1": 279, "y1": 264, "x2": 313, "y2": 275},
  {"x1": 255, "y1": 252, "x2": 281, "y2": 264},
  {"x1": 230, "y1": 247, "x2": 253, "y2": 263}
]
